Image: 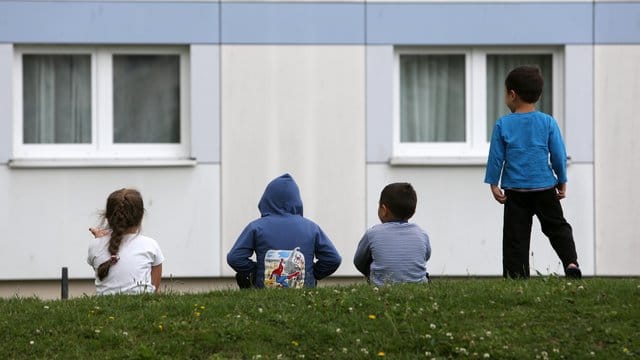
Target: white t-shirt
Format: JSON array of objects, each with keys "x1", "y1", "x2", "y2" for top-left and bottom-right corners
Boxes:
[{"x1": 87, "y1": 233, "x2": 165, "y2": 295}]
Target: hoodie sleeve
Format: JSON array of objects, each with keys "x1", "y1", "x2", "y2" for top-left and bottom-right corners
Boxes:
[
  {"x1": 313, "y1": 227, "x2": 342, "y2": 280},
  {"x1": 353, "y1": 232, "x2": 372, "y2": 277},
  {"x1": 226, "y1": 224, "x2": 258, "y2": 274}
]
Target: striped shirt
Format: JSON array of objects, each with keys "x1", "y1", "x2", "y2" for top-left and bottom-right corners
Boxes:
[{"x1": 353, "y1": 222, "x2": 431, "y2": 286}]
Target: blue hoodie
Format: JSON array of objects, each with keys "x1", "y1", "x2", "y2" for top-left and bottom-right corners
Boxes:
[{"x1": 227, "y1": 174, "x2": 342, "y2": 288}]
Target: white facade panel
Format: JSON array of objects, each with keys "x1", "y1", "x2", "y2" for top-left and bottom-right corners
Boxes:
[
  {"x1": 594, "y1": 45, "x2": 640, "y2": 275},
  {"x1": 0, "y1": 164, "x2": 221, "y2": 279},
  {"x1": 221, "y1": 45, "x2": 366, "y2": 276},
  {"x1": 367, "y1": 164, "x2": 594, "y2": 276}
]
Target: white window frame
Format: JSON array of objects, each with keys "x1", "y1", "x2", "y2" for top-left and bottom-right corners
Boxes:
[
  {"x1": 393, "y1": 46, "x2": 564, "y2": 163},
  {"x1": 13, "y1": 45, "x2": 190, "y2": 161}
]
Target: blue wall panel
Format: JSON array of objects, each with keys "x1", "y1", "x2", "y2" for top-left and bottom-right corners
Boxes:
[
  {"x1": 367, "y1": 3, "x2": 593, "y2": 45},
  {"x1": 221, "y1": 3, "x2": 365, "y2": 44},
  {"x1": 0, "y1": 1, "x2": 218, "y2": 44},
  {"x1": 596, "y1": 2, "x2": 640, "y2": 44},
  {"x1": 1, "y1": 2, "x2": 639, "y2": 45}
]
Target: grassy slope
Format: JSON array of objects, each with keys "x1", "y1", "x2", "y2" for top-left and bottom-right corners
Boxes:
[{"x1": 0, "y1": 278, "x2": 638, "y2": 359}]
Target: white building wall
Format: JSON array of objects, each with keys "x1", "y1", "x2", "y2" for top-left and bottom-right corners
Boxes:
[
  {"x1": 220, "y1": 45, "x2": 366, "y2": 276},
  {"x1": 0, "y1": 165, "x2": 221, "y2": 279},
  {"x1": 4, "y1": 1, "x2": 640, "y2": 289},
  {"x1": 594, "y1": 45, "x2": 640, "y2": 275}
]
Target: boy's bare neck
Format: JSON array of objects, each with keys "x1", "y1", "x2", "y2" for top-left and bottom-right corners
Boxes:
[{"x1": 513, "y1": 102, "x2": 536, "y2": 113}]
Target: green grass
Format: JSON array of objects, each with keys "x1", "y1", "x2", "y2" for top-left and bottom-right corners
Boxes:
[{"x1": 1, "y1": 278, "x2": 639, "y2": 359}]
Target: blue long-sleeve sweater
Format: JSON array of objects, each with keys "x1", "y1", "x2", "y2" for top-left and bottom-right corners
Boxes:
[
  {"x1": 485, "y1": 111, "x2": 568, "y2": 189},
  {"x1": 226, "y1": 174, "x2": 342, "y2": 288}
]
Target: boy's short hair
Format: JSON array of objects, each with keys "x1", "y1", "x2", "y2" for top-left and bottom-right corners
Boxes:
[
  {"x1": 505, "y1": 65, "x2": 544, "y2": 104},
  {"x1": 379, "y1": 183, "x2": 417, "y2": 220}
]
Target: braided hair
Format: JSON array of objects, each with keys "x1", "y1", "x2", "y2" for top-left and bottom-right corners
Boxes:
[{"x1": 96, "y1": 188, "x2": 144, "y2": 281}]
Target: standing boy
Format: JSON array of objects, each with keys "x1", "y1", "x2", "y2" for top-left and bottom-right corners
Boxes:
[
  {"x1": 227, "y1": 173, "x2": 342, "y2": 288},
  {"x1": 354, "y1": 183, "x2": 431, "y2": 285},
  {"x1": 485, "y1": 65, "x2": 581, "y2": 279}
]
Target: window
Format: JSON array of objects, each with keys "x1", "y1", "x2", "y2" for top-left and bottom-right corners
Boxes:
[
  {"x1": 13, "y1": 46, "x2": 190, "y2": 160},
  {"x1": 394, "y1": 47, "x2": 563, "y2": 161}
]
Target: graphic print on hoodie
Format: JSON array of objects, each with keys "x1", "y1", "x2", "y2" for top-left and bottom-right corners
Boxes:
[{"x1": 226, "y1": 174, "x2": 342, "y2": 288}]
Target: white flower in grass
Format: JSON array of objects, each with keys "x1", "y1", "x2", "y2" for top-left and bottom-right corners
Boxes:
[
  {"x1": 429, "y1": 323, "x2": 436, "y2": 329},
  {"x1": 425, "y1": 351, "x2": 431, "y2": 356},
  {"x1": 483, "y1": 353, "x2": 491, "y2": 358},
  {"x1": 360, "y1": 348, "x2": 369, "y2": 355},
  {"x1": 94, "y1": 329, "x2": 100, "y2": 334},
  {"x1": 43, "y1": 306, "x2": 49, "y2": 310},
  {"x1": 336, "y1": 328, "x2": 342, "y2": 334},
  {"x1": 29, "y1": 341, "x2": 34, "y2": 345}
]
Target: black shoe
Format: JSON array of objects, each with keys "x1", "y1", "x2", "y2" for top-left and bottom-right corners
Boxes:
[
  {"x1": 235, "y1": 271, "x2": 256, "y2": 289},
  {"x1": 566, "y1": 266, "x2": 582, "y2": 279}
]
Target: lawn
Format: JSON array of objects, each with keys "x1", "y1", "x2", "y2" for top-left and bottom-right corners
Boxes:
[{"x1": 0, "y1": 278, "x2": 638, "y2": 359}]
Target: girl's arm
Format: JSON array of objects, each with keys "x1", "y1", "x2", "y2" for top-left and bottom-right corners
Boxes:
[{"x1": 151, "y1": 264, "x2": 162, "y2": 293}]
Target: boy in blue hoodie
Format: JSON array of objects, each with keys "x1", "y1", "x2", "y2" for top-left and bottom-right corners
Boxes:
[{"x1": 227, "y1": 174, "x2": 342, "y2": 288}]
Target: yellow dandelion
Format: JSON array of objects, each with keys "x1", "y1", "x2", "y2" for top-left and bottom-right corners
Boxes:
[
  {"x1": 158, "y1": 324, "x2": 164, "y2": 331},
  {"x1": 292, "y1": 340, "x2": 299, "y2": 347},
  {"x1": 377, "y1": 351, "x2": 385, "y2": 357},
  {"x1": 368, "y1": 314, "x2": 377, "y2": 320},
  {"x1": 195, "y1": 312, "x2": 201, "y2": 317},
  {"x1": 200, "y1": 305, "x2": 205, "y2": 310},
  {"x1": 108, "y1": 316, "x2": 115, "y2": 320}
]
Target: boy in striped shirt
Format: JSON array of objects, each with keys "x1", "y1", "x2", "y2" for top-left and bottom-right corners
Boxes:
[{"x1": 354, "y1": 183, "x2": 431, "y2": 285}]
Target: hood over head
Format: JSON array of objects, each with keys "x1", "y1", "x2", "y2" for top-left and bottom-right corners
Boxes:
[{"x1": 258, "y1": 174, "x2": 303, "y2": 216}]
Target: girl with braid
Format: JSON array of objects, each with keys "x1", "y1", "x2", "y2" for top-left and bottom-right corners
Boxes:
[{"x1": 87, "y1": 188, "x2": 165, "y2": 295}]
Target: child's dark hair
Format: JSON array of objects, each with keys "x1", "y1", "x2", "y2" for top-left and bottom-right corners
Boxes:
[
  {"x1": 379, "y1": 183, "x2": 417, "y2": 220},
  {"x1": 96, "y1": 188, "x2": 144, "y2": 281},
  {"x1": 505, "y1": 65, "x2": 544, "y2": 104}
]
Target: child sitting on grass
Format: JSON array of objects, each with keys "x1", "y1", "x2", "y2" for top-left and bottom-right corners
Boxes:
[
  {"x1": 87, "y1": 188, "x2": 164, "y2": 295},
  {"x1": 227, "y1": 174, "x2": 342, "y2": 288},
  {"x1": 354, "y1": 183, "x2": 431, "y2": 285}
]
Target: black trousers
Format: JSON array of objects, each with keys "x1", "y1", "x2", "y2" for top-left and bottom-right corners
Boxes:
[{"x1": 503, "y1": 189, "x2": 578, "y2": 278}]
